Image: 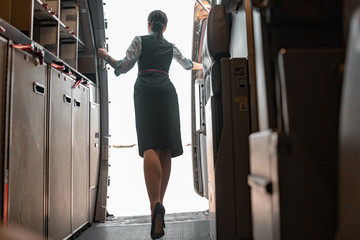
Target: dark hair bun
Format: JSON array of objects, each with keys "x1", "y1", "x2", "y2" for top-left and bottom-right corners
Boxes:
[{"x1": 151, "y1": 21, "x2": 164, "y2": 32}]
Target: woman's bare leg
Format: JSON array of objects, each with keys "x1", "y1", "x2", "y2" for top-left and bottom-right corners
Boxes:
[
  {"x1": 159, "y1": 150, "x2": 171, "y2": 204},
  {"x1": 143, "y1": 149, "x2": 162, "y2": 214}
]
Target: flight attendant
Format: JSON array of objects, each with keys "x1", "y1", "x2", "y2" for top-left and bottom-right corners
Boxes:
[{"x1": 98, "y1": 10, "x2": 202, "y2": 239}]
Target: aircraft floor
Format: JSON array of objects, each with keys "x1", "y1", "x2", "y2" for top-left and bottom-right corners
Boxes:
[{"x1": 75, "y1": 211, "x2": 211, "y2": 240}]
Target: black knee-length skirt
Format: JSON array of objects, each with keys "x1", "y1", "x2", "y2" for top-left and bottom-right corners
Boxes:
[{"x1": 134, "y1": 72, "x2": 183, "y2": 158}]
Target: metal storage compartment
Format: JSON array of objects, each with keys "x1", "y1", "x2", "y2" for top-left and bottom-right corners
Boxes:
[
  {"x1": 48, "y1": 68, "x2": 73, "y2": 240},
  {"x1": 7, "y1": 47, "x2": 47, "y2": 235},
  {"x1": 72, "y1": 82, "x2": 89, "y2": 231},
  {"x1": 1, "y1": 0, "x2": 106, "y2": 236}
]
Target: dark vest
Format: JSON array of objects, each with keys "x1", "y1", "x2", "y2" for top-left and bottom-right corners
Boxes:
[{"x1": 138, "y1": 35, "x2": 173, "y2": 73}]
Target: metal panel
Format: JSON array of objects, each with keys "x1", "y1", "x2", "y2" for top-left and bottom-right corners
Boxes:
[
  {"x1": 89, "y1": 102, "x2": 100, "y2": 223},
  {"x1": 229, "y1": 3, "x2": 248, "y2": 58},
  {"x1": 249, "y1": 130, "x2": 279, "y2": 240},
  {"x1": 48, "y1": 69, "x2": 72, "y2": 240},
  {"x1": 92, "y1": 19, "x2": 109, "y2": 221},
  {"x1": 193, "y1": 78, "x2": 208, "y2": 198},
  {"x1": 205, "y1": 98, "x2": 216, "y2": 239},
  {"x1": 72, "y1": 84, "x2": 89, "y2": 231},
  {"x1": 8, "y1": 47, "x2": 47, "y2": 235},
  {"x1": 90, "y1": 102, "x2": 100, "y2": 188}
]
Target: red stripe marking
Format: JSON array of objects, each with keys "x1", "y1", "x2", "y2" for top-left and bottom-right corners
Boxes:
[
  {"x1": 51, "y1": 63, "x2": 65, "y2": 70},
  {"x1": 12, "y1": 44, "x2": 33, "y2": 50}
]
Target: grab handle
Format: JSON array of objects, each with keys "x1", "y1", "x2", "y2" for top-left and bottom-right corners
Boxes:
[
  {"x1": 33, "y1": 82, "x2": 45, "y2": 95},
  {"x1": 63, "y1": 94, "x2": 72, "y2": 104},
  {"x1": 74, "y1": 99, "x2": 81, "y2": 108}
]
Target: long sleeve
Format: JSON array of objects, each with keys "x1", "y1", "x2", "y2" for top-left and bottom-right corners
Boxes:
[
  {"x1": 173, "y1": 45, "x2": 193, "y2": 70},
  {"x1": 114, "y1": 36, "x2": 142, "y2": 76}
]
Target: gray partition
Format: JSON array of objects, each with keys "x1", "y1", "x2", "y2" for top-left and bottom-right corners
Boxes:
[
  {"x1": 48, "y1": 68, "x2": 73, "y2": 240},
  {"x1": 0, "y1": 36, "x2": 7, "y2": 219},
  {"x1": 72, "y1": 83, "x2": 89, "y2": 232},
  {"x1": 7, "y1": 47, "x2": 47, "y2": 235}
]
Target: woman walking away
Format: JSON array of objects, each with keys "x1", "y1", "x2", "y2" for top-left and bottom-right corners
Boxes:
[{"x1": 98, "y1": 10, "x2": 202, "y2": 239}]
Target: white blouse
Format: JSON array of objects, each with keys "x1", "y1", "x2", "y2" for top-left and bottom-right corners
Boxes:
[{"x1": 114, "y1": 36, "x2": 193, "y2": 76}]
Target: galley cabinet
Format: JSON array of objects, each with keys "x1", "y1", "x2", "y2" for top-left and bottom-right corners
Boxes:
[
  {"x1": 72, "y1": 75, "x2": 89, "y2": 232},
  {"x1": 48, "y1": 67, "x2": 89, "y2": 239},
  {"x1": 48, "y1": 68, "x2": 73, "y2": 239},
  {"x1": 6, "y1": 46, "x2": 47, "y2": 235}
]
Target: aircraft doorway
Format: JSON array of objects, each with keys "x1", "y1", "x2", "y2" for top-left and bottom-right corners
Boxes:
[{"x1": 103, "y1": 0, "x2": 208, "y2": 219}]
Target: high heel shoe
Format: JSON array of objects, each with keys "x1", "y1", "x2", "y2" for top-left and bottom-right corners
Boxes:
[{"x1": 151, "y1": 202, "x2": 165, "y2": 239}]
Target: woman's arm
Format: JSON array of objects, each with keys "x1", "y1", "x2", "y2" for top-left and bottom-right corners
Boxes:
[{"x1": 97, "y1": 36, "x2": 141, "y2": 76}]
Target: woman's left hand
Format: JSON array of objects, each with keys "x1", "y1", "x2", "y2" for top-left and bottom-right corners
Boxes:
[{"x1": 192, "y1": 62, "x2": 203, "y2": 70}]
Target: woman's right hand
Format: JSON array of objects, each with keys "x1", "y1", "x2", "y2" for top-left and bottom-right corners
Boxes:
[{"x1": 97, "y1": 48, "x2": 109, "y2": 60}]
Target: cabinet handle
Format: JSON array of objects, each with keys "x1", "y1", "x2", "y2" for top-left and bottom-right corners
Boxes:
[
  {"x1": 248, "y1": 174, "x2": 273, "y2": 194},
  {"x1": 63, "y1": 94, "x2": 72, "y2": 104},
  {"x1": 51, "y1": 62, "x2": 65, "y2": 71},
  {"x1": 74, "y1": 99, "x2": 81, "y2": 108},
  {"x1": 12, "y1": 43, "x2": 34, "y2": 51},
  {"x1": 33, "y1": 82, "x2": 45, "y2": 95}
]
